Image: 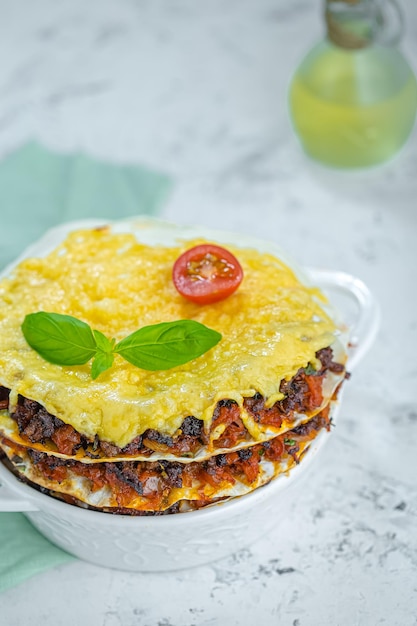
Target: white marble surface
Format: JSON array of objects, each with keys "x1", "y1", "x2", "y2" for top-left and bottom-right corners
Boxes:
[{"x1": 1, "y1": 1, "x2": 417, "y2": 625}]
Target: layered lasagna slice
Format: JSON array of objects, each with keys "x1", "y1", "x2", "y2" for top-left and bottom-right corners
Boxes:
[{"x1": 0, "y1": 221, "x2": 349, "y2": 514}]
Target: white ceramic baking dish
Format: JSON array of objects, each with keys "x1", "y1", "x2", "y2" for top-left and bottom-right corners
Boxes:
[{"x1": 0, "y1": 218, "x2": 380, "y2": 572}]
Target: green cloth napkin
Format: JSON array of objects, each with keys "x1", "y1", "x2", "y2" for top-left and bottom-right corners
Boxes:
[
  {"x1": 0, "y1": 141, "x2": 172, "y2": 592},
  {"x1": 0, "y1": 514, "x2": 74, "y2": 593},
  {"x1": 0, "y1": 141, "x2": 172, "y2": 270}
]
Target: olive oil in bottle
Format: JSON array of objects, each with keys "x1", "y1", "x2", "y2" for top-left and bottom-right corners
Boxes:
[{"x1": 289, "y1": 0, "x2": 417, "y2": 168}]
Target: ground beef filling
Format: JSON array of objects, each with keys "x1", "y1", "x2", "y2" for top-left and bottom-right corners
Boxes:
[
  {"x1": 0, "y1": 387, "x2": 10, "y2": 410},
  {"x1": 3, "y1": 409, "x2": 331, "y2": 512},
  {"x1": 0, "y1": 347, "x2": 345, "y2": 458}
]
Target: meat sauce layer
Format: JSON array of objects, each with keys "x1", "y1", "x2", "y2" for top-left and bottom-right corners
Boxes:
[
  {"x1": 0, "y1": 347, "x2": 344, "y2": 459},
  {"x1": 3, "y1": 409, "x2": 331, "y2": 512}
]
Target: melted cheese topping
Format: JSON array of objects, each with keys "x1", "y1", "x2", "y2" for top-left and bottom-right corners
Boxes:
[{"x1": 0, "y1": 228, "x2": 338, "y2": 447}]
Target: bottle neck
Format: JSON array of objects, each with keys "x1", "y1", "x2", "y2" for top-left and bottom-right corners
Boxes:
[{"x1": 325, "y1": 0, "x2": 375, "y2": 49}]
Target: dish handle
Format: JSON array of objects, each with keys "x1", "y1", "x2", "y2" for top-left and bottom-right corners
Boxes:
[
  {"x1": 0, "y1": 470, "x2": 39, "y2": 512},
  {"x1": 308, "y1": 269, "x2": 380, "y2": 371}
]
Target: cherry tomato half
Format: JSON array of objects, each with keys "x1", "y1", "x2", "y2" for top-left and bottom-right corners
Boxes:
[{"x1": 172, "y1": 244, "x2": 244, "y2": 304}]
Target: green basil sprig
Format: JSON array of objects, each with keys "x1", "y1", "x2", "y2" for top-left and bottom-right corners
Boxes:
[{"x1": 21, "y1": 312, "x2": 222, "y2": 379}]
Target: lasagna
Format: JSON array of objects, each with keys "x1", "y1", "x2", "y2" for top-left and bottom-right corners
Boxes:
[{"x1": 0, "y1": 220, "x2": 349, "y2": 514}]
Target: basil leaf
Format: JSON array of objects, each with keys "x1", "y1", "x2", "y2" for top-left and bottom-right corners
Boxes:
[
  {"x1": 22, "y1": 314, "x2": 222, "y2": 377},
  {"x1": 114, "y1": 320, "x2": 222, "y2": 371},
  {"x1": 93, "y1": 329, "x2": 114, "y2": 354},
  {"x1": 91, "y1": 351, "x2": 114, "y2": 380},
  {"x1": 91, "y1": 330, "x2": 114, "y2": 379},
  {"x1": 22, "y1": 312, "x2": 97, "y2": 365}
]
